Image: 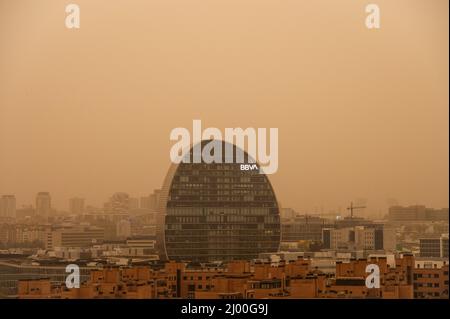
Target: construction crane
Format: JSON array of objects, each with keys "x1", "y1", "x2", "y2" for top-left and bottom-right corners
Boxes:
[{"x1": 347, "y1": 202, "x2": 366, "y2": 219}]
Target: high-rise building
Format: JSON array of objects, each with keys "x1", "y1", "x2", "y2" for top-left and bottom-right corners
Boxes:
[
  {"x1": 36, "y1": 192, "x2": 51, "y2": 218},
  {"x1": 69, "y1": 197, "x2": 85, "y2": 215},
  {"x1": 140, "y1": 189, "x2": 161, "y2": 211},
  {"x1": 389, "y1": 205, "x2": 449, "y2": 222},
  {"x1": 156, "y1": 140, "x2": 281, "y2": 262},
  {"x1": 152, "y1": 190, "x2": 161, "y2": 209},
  {"x1": 0, "y1": 195, "x2": 16, "y2": 218},
  {"x1": 105, "y1": 192, "x2": 130, "y2": 214},
  {"x1": 420, "y1": 234, "x2": 449, "y2": 258},
  {"x1": 141, "y1": 190, "x2": 162, "y2": 210},
  {"x1": 322, "y1": 228, "x2": 332, "y2": 249},
  {"x1": 116, "y1": 219, "x2": 132, "y2": 238},
  {"x1": 140, "y1": 196, "x2": 151, "y2": 210},
  {"x1": 376, "y1": 226, "x2": 397, "y2": 251}
]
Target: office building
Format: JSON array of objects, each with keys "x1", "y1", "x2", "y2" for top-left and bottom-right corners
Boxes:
[
  {"x1": 156, "y1": 140, "x2": 281, "y2": 262},
  {"x1": 322, "y1": 227, "x2": 351, "y2": 250},
  {"x1": 420, "y1": 234, "x2": 449, "y2": 258},
  {"x1": 281, "y1": 215, "x2": 333, "y2": 242},
  {"x1": 116, "y1": 219, "x2": 132, "y2": 238},
  {"x1": 0, "y1": 195, "x2": 16, "y2": 218},
  {"x1": 36, "y1": 192, "x2": 51, "y2": 218},
  {"x1": 69, "y1": 197, "x2": 85, "y2": 215},
  {"x1": 322, "y1": 225, "x2": 396, "y2": 251},
  {"x1": 45, "y1": 226, "x2": 104, "y2": 249},
  {"x1": 105, "y1": 192, "x2": 130, "y2": 214},
  {"x1": 389, "y1": 205, "x2": 449, "y2": 222},
  {"x1": 140, "y1": 190, "x2": 162, "y2": 211}
]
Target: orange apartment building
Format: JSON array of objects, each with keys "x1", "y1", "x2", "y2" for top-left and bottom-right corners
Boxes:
[
  {"x1": 413, "y1": 264, "x2": 449, "y2": 299},
  {"x1": 17, "y1": 255, "x2": 448, "y2": 299}
]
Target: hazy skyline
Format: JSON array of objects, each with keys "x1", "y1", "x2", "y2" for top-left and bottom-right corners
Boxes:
[{"x1": 1, "y1": 0, "x2": 448, "y2": 213}]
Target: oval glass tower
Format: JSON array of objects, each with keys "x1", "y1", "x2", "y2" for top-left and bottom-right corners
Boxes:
[{"x1": 157, "y1": 140, "x2": 280, "y2": 262}]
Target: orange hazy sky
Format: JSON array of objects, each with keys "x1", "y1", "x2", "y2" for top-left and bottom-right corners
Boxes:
[{"x1": 0, "y1": 0, "x2": 448, "y2": 214}]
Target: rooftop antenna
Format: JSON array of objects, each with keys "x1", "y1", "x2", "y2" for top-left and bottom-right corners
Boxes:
[{"x1": 347, "y1": 202, "x2": 366, "y2": 219}]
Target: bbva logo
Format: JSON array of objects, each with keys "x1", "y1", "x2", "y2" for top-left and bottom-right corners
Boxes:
[{"x1": 240, "y1": 164, "x2": 259, "y2": 171}]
